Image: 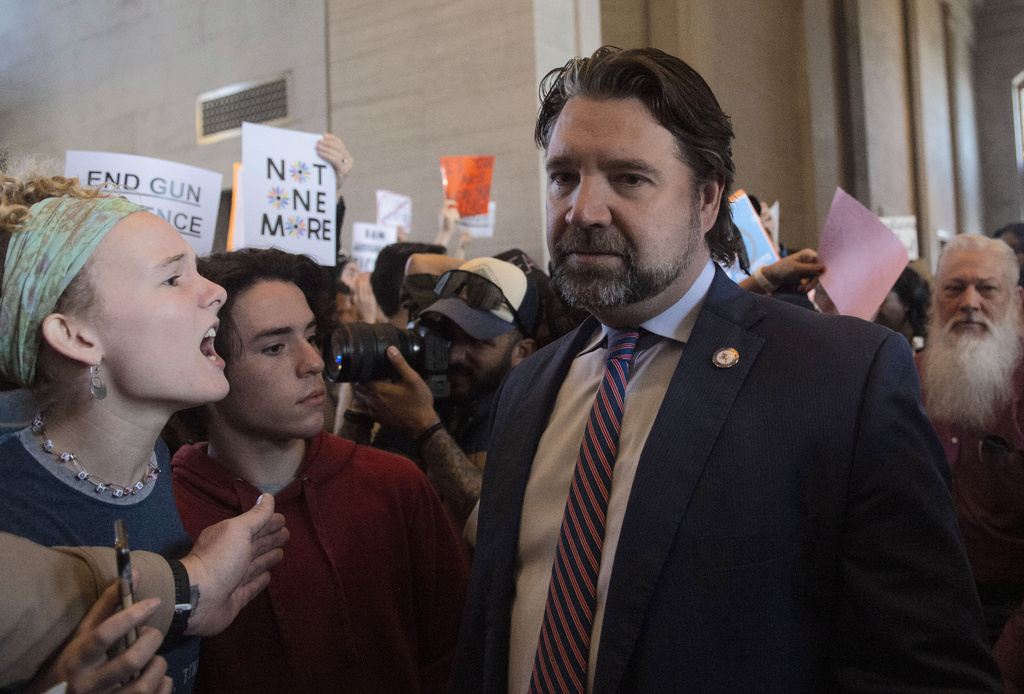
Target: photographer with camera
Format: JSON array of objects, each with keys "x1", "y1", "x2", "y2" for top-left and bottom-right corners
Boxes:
[{"x1": 341, "y1": 257, "x2": 538, "y2": 530}]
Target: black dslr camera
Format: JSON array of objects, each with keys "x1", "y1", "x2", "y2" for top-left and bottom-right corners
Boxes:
[{"x1": 324, "y1": 320, "x2": 450, "y2": 399}]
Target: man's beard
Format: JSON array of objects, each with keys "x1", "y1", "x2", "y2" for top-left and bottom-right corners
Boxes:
[
  {"x1": 922, "y1": 307, "x2": 1022, "y2": 430},
  {"x1": 447, "y1": 340, "x2": 516, "y2": 405},
  {"x1": 549, "y1": 221, "x2": 700, "y2": 310}
]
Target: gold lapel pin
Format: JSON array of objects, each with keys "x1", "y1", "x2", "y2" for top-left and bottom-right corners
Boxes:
[{"x1": 713, "y1": 347, "x2": 739, "y2": 369}]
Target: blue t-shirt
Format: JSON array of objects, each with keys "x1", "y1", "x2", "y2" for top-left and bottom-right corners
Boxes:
[{"x1": 0, "y1": 429, "x2": 199, "y2": 693}]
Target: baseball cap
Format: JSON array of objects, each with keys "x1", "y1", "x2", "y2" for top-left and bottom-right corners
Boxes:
[{"x1": 424, "y1": 257, "x2": 539, "y2": 341}]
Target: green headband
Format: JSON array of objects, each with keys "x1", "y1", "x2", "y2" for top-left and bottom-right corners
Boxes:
[{"x1": 0, "y1": 196, "x2": 145, "y2": 387}]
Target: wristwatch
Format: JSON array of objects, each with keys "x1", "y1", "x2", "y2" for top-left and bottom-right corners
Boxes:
[{"x1": 168, "y1": 559, "x2": 200, "y2": 639}]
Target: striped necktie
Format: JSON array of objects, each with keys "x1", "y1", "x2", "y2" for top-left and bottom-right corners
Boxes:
[{"x1": 529, "y1": 328, "x2": 642, "y2": 694}]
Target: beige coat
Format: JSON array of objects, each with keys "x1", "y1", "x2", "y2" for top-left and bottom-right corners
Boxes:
[{"x1": 0, "y1": 532, "x2": 174, "y2": 687}]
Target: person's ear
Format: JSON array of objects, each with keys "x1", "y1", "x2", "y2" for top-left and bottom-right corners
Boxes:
[
  {"x1": 1015, "y1": 285, "x2": 1023, "y2": 317},
  {"x1": 511, "y1": 338, "x2": 537, "y2": 367},
  {"x1": 698, "y1": 174, "x2": 725, "y2": 234},
  {"x1": 40, "y1": 313, "x2": 101, "y2": 366}
]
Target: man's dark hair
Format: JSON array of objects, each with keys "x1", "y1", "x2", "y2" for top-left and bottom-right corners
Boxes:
[
  {"x1": 992, "y1": 223, "x2": 1024, "y2": 287},
  {"x1": 892, "y1": 267, "x2": 931, "y2": 339},
  {"x1": 493, "y1": 248, "x2": 587, "y2": 346},
  {"x1": 371, "y1": 242, "x2": 446, "y2": 318},
  {"x1": 197, "y1": 247, "x2": 336, "y2": 362},
  {"x1": 535, "y1": 45, "x2": 742, "y2": 266},
  {"x1": 993, "y1": 222, "x2": 1024, "y2": 244}
]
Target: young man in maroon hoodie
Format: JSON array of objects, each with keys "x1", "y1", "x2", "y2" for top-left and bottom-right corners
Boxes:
[{"x1": 171, "y1": 248, "x2": 468, "y2": 693}]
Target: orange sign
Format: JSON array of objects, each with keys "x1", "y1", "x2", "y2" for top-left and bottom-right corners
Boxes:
[
  {"x1": 440, "y1": 155, "x2": 495, "y2": 216},
  {"x1": 227, "y1": 162, "x2": 242, "y2": 250}
]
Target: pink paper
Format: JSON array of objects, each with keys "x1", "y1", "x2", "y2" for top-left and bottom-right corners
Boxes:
[{"x1": 817, "y1": 188, "x2": 908, "y2": 320}]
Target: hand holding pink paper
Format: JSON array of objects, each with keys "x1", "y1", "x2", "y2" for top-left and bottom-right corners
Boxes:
[{"x1": 817, "y1": 188, "x2": 908, "y2": 320}]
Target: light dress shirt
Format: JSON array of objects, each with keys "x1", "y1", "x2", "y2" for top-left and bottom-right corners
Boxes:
[{"x1": 508, "y1": 259, "x2": 716, "y2": 694}]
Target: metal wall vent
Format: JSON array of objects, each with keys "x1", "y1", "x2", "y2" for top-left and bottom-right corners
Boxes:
[{"x1": 196, "y1": 74, "x2": 290, "y2": 145}]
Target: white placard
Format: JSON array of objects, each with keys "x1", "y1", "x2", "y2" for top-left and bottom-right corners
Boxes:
[
  {"x1": 241, "y1": 122, "x2": 336, "y2": 266},
  {"x1": 376, "y1": 190, "x2": 412, "y2": 233},
  {"x1": 455, "y1": 200, "x2": 496, "y2": 238},
  {"x1": 64, "y1": 151, "x2": 223, "y2": 256},
  {"x1": 351, "y1": 222, "x2": 397, "y2": 272},
  {"x1": 879, "y1": 215, "x2": 919, "y2": 261}
]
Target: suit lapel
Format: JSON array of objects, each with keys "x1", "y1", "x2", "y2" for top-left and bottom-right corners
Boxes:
[{"x1": 593, "y1": 271, "x2": 768, "y2": 694}]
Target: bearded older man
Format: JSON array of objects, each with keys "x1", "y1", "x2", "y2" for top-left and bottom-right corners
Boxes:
[{"x1": 917, "y1": 233, "x2": 1024, "y2": 689}]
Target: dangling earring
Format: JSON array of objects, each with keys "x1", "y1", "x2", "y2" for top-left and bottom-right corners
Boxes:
[{"x1": 90, "y1": 363, "x2": 107, "y2": 400}]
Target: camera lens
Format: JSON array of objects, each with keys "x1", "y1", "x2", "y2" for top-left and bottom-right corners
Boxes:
[
  {"x1": 324, "y1": 321, "x2": 449, "y2": 401},
  {"x1": 325, "y1": 322, "x2": 418, "y2": 383}
]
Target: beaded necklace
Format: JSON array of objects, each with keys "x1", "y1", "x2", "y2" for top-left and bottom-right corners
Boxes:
[{"x1": 31, "y1": 413, "x2": 160, "y2": 498}]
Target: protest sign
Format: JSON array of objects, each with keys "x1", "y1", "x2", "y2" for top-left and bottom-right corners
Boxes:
[
  {"x1": 721, "y1": 190, "x2": 779, "y2": 283},
  {"x1": 440, "y1": 156, "x2": 494, "y2": 216},
  {"x1": 64, "y1": 151, "x2": 222, "y2": 256},
  {"x1": 456, "y1": 200, "x2": 496, "y2": 238},
  {"x1": 879, "y1": 215, "x2": 919, "y2": 261},
  {"x1": 241, "y1": 122, "x2": 336, "y2": 266},
  {"x1": 351, "y1": 222, "x2": 397, "y2": 272},
  {"x1": 818, "y1": 188, "x2": 908, "y2": 320},
  {"x1": 376, "y1": 190, "x2": 412, "y2": 234}
]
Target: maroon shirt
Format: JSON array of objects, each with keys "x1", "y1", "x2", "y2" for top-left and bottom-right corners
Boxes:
[
  {"x1": 916, "y1": 351, "x2": 1024, "y2": 587},
  {"x1": 172, "y1": 430, "x2": 469, "y2": 693},
  {"x1": 918, "y1": 350, "x2": 1024, "y2": 688}
]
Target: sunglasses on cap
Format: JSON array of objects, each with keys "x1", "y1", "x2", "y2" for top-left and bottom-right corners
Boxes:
[{"x1": 434, "y1": 269, "x2": 529, "y2": 336}]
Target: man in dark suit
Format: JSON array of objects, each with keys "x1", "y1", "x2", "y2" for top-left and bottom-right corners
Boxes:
[{"x1": 450, "y1": 46, "x2": 999, "y2": 693}]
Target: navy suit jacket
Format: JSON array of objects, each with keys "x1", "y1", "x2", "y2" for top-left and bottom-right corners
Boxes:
[{"x1": 451, "y1": 268, "x2": 999, "y2": 693}]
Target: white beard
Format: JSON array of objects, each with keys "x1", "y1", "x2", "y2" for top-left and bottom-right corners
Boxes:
[{"x1": 922, "y1": 309, "x2": 1022, "y2": 431}]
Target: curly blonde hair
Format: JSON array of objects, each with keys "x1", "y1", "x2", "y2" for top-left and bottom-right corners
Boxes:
[
  {"x1": 0, "y1": 174, "x2": 111, "y2": 389},
  {"x1": 0, "y1": 174, "x2": 108, "y2": 255}
]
